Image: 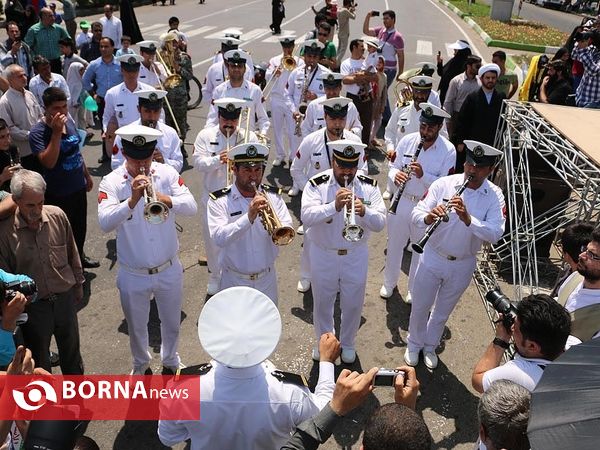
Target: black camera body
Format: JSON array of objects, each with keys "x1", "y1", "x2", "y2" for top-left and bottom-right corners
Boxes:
[
  {"x1": 485, "y1": 288, "x2": 517, "y2": 331},
  {"x1": 4, "y1": 280, "x2": 37, "y2": 302}
]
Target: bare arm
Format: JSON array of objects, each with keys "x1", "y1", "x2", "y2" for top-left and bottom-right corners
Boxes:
[{"x1": 362, "y1": 12, "x2": 375, "y2": 36}]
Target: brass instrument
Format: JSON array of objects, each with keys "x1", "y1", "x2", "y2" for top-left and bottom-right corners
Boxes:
[
  {"x1": 241, "y1": 105, "x2": 252, "y2": 143},
  {"x1": 388, "y1": 138, "x2": 424, "y2": 214},
  {"x1": 256, "y1": 132, "x2": 270, "y2": 146},
  {"x1": 156, "y1": 46, "x2": 184, "y2": 90},
  {"x1": 149, "y1": 61, "x2": 182, "y2": 138},
  {"x1": 342, "y1": 175, "x2": 364, "y2": 242},
  {"x1": 298, "y1": 64, "x2": 313, "y2": 115},
  {"x1": 225, "y1": 130, "x2": 232, "y2": 186},
  {"x1": 393, "y1": 78, "x2": 413, "y2": 107},
  {"x1": 262, "y1": 49, "x2": 297, "y2": 99},
  {"x1": 251, "y1": 181, "x2": 295, "y2": 246},
  {"x1": 412, "y1": 175, "x2": 473, "y2": 253},
  {"x1": 140, "y1": 167, "x2": 170, "y2": 224}
]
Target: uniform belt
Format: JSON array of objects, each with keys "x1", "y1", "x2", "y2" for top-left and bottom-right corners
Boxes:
[
  {"x1": 226, "y1": 266, "x2": 271, "y2": 281},
  {"x1": 432, "y1": 247, "x2": 465, "y2": 261},
  {"x1": 403, "y1": 194, "x2": 421, "y2": 203},
  {"x1": 120, "y1": 259, "x2": 174, "y2": 275},
  {"x1": 314, "y1": 241, "x2": 359, "y2": 256}
]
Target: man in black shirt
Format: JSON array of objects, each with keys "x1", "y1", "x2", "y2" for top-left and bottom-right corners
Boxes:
[
  {"x1": 540, "y1": 60, "x2": 573, "y2": 105},
  {"x1": 80, "y1": 21, "x2": 103, "y2": 62}
]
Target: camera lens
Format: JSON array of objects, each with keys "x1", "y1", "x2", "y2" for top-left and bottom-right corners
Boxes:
[{"x1": 485, "y1": 289, "x2": 512, "y2": 315}]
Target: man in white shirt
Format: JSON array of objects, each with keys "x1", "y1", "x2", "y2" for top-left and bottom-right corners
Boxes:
[
  {"x1": 28, "y1": 56, "x2": 70, "y2": 107},
  {"x1": 99, "y1": 4, "x2": 123, "y2": 50},
  {"x1": 340, "y1": 39, "x2": 377, "y2": 145},
  {"x1": 158, "y1": 286, "x2": 340, "y2": 449},
  {"x1": 137, "y1": 41, "x2": 168, "y2": 88}
]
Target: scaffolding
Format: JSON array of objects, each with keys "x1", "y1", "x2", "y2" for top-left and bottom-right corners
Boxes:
[{"x1": 473, "y1": 101, "x2": 600, "y2": 316}]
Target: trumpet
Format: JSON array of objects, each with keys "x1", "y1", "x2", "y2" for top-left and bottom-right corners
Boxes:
[
  {"x1": 140, "y1": 167, "x2": 170, "y2": 225},
  {"x1": 388, "y1": 138, "x2": 424, "y2": 214},
  {"x1": 342, "y1": 175, "x2": 364, "y2": 242},
  {"x1": 412, "y1": 174, "x2": 473, "y2": 253},
  {"x1": 251, "y1": 182, "x2": 295, "y2": 246}
]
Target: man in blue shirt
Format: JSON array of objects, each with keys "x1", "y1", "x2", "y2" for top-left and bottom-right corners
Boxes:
[{"x1": 82, "y1": 36, "x2": 122, "y2": 163}]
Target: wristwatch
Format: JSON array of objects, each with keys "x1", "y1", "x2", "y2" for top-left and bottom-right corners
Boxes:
[{"x1": 492, "y1": 337, "x2": 510, "y2": 349}]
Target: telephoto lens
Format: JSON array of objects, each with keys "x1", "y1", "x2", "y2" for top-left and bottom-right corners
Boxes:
[{"x1": 485, "y1": 288, "x2": 517, "y2": 331}]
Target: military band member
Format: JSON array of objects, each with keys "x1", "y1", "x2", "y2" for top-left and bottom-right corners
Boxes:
[
  {"x1": 211, "y1": 32, "x2": 255, "y2": 70},
  {"x1": 202, "y1": 36, "x2": 254, "y2": 105},
  {"x1": 301, "y1": 72, "x2": 362, "y2": 138},
  {"x1": 102, "y1": 54, "x2": 154, "y2": 152},
  {"x1": 301, "y1": 140, "x2": 386, "y2": 363},
  {"x1": 266, "y1": 35, "x2": 305, "y2": 166},
  {"x1": 193, "y1": 98, "x2": 258, "y2": 296},
  {"x1": 380, "y1": 103, "x2": 455, "y2": 303},
  {"x1": 383, "y1": 75, "x2": 445, "y2": 199},
  {"x1": 137, "y1": 40, "x2": 168, "y2": 88},
  {"x1": 98, "y1": 124, "x2": 198, "y2": 375},
  {"x1": 207, "y1": 143, "x2": 292, "y2": 304},
  {"x1": 205, "y1": 50, "x2": 270, "y2": 137},
  {"x1": 406, "y1": 141, "x2": 504, "y2": 370},
  {"x1": 111, "y1": 90, "x2": 182, "y2": 172}
]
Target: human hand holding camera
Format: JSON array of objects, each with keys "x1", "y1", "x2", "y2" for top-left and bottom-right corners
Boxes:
[
  {"x1": 329, "y1": 367, "x2": 377, "y2": 416},
  {"x1": 394, "y1": 366, "x2": 420, "y2": 410},
  {"x1": 1, "y1": 292, "x2": 27, "y2": 332}
]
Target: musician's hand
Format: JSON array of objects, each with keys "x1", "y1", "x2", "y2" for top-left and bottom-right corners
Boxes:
[
  {"x1": 448, "y1": 196, "x2": 471, "y2": 225},
  {"x1": 335, "y1": 188, "x2": 352, "y2": 212},
  {"x1": 306, "y1": 91, "x2": 317, "y2": 101},
  {"x1": 354, "y1": 197, "x2": 365, "y2": 217},
  {"x1": 219, "y1": 150, "x2": 228, "y2": 164},
  {"x1": 155, "y1": 192, "x2": 173, "y2": 209},
  {"x1": 394, "y1": 170, "x2": 409, "y2": 186},
  {"x1": 128, "y1": 174, "x2": 149, "y2": 208},
  {"x1": 152, "y1": 149, "x2": 165, "y2": 164},
  {"x1": 274, "y1": 66, "x2": 283, "y2": 77},
  {"x1": 386, "y1": 150, "x2": 396, "y2": 162},
  {"x1": 248, "y1": 194, "x2": 267, "y2": 224},
  {"x1": 293, "y1": 111, "x2": 302, "y2": 120},
  {"x1": 425, "y1": 204, "x2": 448, "y2": 225},
  {"x1": 410, "y1": 162, "x2": 423, "y2": 179}
]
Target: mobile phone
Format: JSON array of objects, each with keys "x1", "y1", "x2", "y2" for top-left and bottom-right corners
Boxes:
[
  {"x1": 438, "y1": 50, "x2": 441, "y2": 56},
  {"x1": 372, "y1": 368, "x2": 404, "y2": 387},
  {"x1": 371, "y1": 10, "x2": 380, "y2": 16}
]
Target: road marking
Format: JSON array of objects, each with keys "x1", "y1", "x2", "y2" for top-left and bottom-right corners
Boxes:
[
  {"x1": 185, "y1": 26, "x2": 217, "y2": 38},
  {"x1": 416, "y1": 40, "x2": 433, "y2": 56},
  {"x1": 140, "y1": 23, "x2": 165, "y2": 33}
]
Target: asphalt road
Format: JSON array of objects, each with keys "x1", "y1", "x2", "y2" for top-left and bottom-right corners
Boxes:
[{"x1": 35, "y1": 1, "x2": 508, "y2": 448}]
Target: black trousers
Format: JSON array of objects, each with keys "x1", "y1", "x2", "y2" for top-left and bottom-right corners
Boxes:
[
  {"x1": 271, "y1": 5, "x2": 284, "y2": 33},
  {"x1": 45, "y1": 187, "x2": 88, "y2": 258},
  {"x1": 96, "y1": 96, "x2": 109, "y2": 159},
  {"x1": 21, "y1": 289, "x2": 84, "y2": 374},
  {"x1": 347, "y1": 92, "x2": 374, "y2": 146}
]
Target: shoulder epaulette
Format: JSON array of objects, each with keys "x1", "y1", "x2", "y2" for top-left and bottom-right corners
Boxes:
[
  {"x1": 309, "y1": 173, "x2": 330, "y2": 187},
  {"x1": 260, "y1": 184, "x2": 282, "y2": 195},
  {"x1": 209, "y1": 186, "x2": 231, "y2": 200},
  {"x1": 271, "y1": 370, "x2": 308, "y2": 387},
  {"x1": 357, "y1": 174, "x2": 377, "y2": 186}
]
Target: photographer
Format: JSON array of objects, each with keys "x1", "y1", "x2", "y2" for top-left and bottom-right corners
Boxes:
[
  {"x1": 472, "y1": 294, "x2": 571, "y2": 393},
  {"x1": 571, "y1": 28, "x2": 600, "y2": 107},
  {"x1": 0, "y1": 270, "x2": 33, "y2": 368},
  {"x1": 281, "y1": 366, "x2": 431, "y2": 450}
]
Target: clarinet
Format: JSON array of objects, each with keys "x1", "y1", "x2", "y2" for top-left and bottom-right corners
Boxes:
[
  {"x1": 388, "y1": 138, "x2": 424, "y2": 215},
  {"x1": 412, "y1": 174, "x2": 474, "y2": 254}
]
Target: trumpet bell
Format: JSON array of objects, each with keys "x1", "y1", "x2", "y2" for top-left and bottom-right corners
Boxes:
[
  {"x1": 272, "y1": 226, "x2": 296, "y2": 246},
  {"x1": 144, "y1": 201, "x2": 169, "y2": 225},
  {"x1": 342, "y1": 224, "x2": 364, "y2": 242}
]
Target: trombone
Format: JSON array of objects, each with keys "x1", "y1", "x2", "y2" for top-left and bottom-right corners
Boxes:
[
  {"x1": 262, "y1": 46, "x2": 298, "y2": 99},
  {"x1": 140, "y1": 167, "x2": 170, "y2": 224},
  {"x1": 225, "y1": 129, "x2": 232, "y2": 185},
  {"x1": 342, "y1": 175, "x2": 364, "y2": 242},
  {"x1": 251, "y1": 181, "x2": 295, "y2": 246}
]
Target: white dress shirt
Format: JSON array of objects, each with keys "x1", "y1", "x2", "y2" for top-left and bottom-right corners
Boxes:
[
  {"x1": 98, "y1": 162, "x2": 197, "y2": 269},
  {"x1": 202, "y1": 60, "x2": 254, "y2": 104},
  {"x1": 29, "y1": 73, "x2": 70, "y2": 106},
  {"x1": 138, "y1": 61, "x2": 168, "y2": 88},
  {"x1": 285, "y1": 63, "x2": 329, "y2": 111},
  {"x1": 301, "y1": 96, "x2": 362, "y2": 138},
  {"x1": 266, "y1": 54, "x2": 304, "y2": 102},
  {"x1": 99, "y1": 15, "x2": 123, "y2": 49},
  {"x1": 102, "y1": 81, "x2": 155, "y2": 131}
]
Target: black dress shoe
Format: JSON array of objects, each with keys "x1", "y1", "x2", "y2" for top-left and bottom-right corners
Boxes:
[{"x1": 82, "y1": 256, "x2": 100, "y2": 269}]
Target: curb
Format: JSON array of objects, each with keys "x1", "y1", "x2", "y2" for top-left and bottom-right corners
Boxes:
[{"x1": 437, "y1": 0, "x2": 560, "y2": 54}]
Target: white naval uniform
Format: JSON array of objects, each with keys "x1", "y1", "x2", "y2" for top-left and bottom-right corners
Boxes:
[
  {"x1": 111, "y1": 119, "x2": 183, "y2": 172},
  {"x1": 201, "y1": 60, "x2": 254, "y2": 104},
  {"x1": 138, "y1": 61, "x2": 168, "y2": 88},
  {"x1": 213, "y1": 50, "x2": 255, "y2": 71},
  {"x1": 285, "y1": 63, "x2": 329, "y2": 156},
  {"x1": 192, "y1": 126, "x2": 258, "y2": 286},
  {"x1": 408, "y1": 174, "x2": 504, "y2": 353},
  {"x1": 158, "y1": 360, "x2": 335, "y2": 449},
  {"x1": 383, "y1": 132, "x2": 456, "y2": 295},
  {"x1": 207, "y1": 183, "x2": 292, "y2": 304},
  {"x1": 301, "y1": 170, "x2": 386, "y2": 349},
  {"x1": 300, "y1": 96, "x2": 362, "y2": 138},
  {"x1": 98, "y1": 163, "x2": 198, "y2": 369},
  {"x1": 205, "y1": 80, "x2": 270, "y2": 135},
  {"x1": 102, "y1": 81, "x2": 155, "y2": 131},
  {"x1": 266, "y1": 54, "x2": 304, "y2": 160}
]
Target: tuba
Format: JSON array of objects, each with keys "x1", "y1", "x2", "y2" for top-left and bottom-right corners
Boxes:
[
  {"x1": 342, "y1": 175, "x2": 364, "y2": 242},
  {"x1": 251, "y1": 182, "x2": 295, "y2": 246},
  {"x1": 156, "y1": 45, "x2": 183, "y2": 90},
  {"x1": 140, "y1": 167, "x2": 170, "y2": 224}
]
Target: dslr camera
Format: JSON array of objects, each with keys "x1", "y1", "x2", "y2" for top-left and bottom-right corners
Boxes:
[
  {"x1": 485, "y1": 288, "x2": 517, "y2": 331},
  {"x1": 4, "y1": 280, "x2": 37, "y2": 302}
]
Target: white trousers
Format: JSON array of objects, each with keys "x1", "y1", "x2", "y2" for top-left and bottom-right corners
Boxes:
[
  {"x1": 270, "y1": 97, "x2": 296, "y2": 160},
  {"x1": 383, "y1": 197, "x2": 420, "y2": 290},
  {"x1": 220, "y1": 266, "x2": 279, "y2": 305},
  {"x1": 310, "y1": 244, "x2": 368, "y2": 349},
  {"x1": 117, "y1": 259, "x2": 183, "y2": 368},
  {"x1": 407, "y1": 249, "x2": 476, "y2": 352},
  {"x1": 199, "y1": 196, "x2": 221, "y2": 284}
]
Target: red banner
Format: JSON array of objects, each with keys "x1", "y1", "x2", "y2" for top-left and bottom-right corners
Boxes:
[{"x1": 0, "y1": 375, "x2": 200, "y2": 420}]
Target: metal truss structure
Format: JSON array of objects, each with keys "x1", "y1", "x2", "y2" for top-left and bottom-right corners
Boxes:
[{"x1": 473, "y1": 101, "x2": 600, "y2": 317}]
